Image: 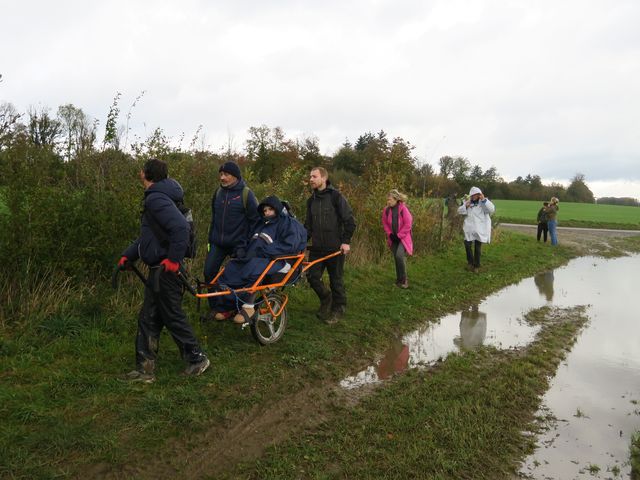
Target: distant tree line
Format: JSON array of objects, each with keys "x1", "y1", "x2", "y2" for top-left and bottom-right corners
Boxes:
[
  {"x1": 0, "y1": 98, "x2": 617, "y2": 205},
  {"x1": 596, "y1": 197, "x2": 640, "y2": 207}
]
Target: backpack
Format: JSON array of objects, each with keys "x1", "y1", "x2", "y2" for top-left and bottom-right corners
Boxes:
[
  {"x1": 306, "y1": 188, "x2": 342, "y2": 217},
  {"x1": 281, "y1": 200, "x2": 295, "y2": 218},
  {"x1": 145, "y1": 198, "x2": 197, "y2": 259},
  {"x1": 290, "y1": 216, "x2": 308, "y2": 253}
]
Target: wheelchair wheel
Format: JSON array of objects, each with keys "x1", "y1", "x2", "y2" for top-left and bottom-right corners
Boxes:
[{"x1": 250, "y1": 293, "x2": 287, "y2": 345}]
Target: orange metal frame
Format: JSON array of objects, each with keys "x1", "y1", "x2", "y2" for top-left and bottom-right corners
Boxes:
[{"x1": 196, "y1": 251, "x2": 343, "y2": 315}]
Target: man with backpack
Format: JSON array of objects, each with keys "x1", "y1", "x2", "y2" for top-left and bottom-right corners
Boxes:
[
  {"x1": 204, "y1": 161, "x2": 260, "y2": 319},
  {"x1": 118, "y1": 158, "x2": 209, "y2": 383},
  {"x1": 304, "y1": 167, "x2": 356, "y2": 324}
]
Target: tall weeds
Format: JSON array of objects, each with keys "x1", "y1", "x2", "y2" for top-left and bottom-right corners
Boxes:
[
  {"x1": 0, "y1": 145, "x2": 460, "y2": 333},
  {"x1": 0, "y1": 261, "x2": 73, "y2": 331}
]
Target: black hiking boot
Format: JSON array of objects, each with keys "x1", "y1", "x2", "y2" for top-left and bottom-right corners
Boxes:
[
  {"x1": 316, "y1": 291, "x2": 332, "y2": 321},
  {"x1": 325, "y1": 306, "x2": 345, "y2": 325},
  {"x1": 124, "y1": 370, "x2": 156, "y2": 384},
  {"x1": 183, "y1": 356, "x2": 210, "y2": 376}
]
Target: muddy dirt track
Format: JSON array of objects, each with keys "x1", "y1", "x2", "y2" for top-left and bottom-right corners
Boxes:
[{"x1": 499, "y1": 223, "x2": 640, "y2": 254}]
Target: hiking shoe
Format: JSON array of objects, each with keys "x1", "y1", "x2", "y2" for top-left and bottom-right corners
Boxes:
[
  {"x1": 233, "y1": 306, "x2": 255, "y2": 324},
  {"x1": 124, "y1": 370, "x2": 156, "y2": 384},
  {"x1": 325, "y1": 306, "x2": 345, "y2": 325},
  {"x1": 183, "y1": 357, "x2": 210, "y2": 376},
  {"x1": 399, "y1": 279, "x2": 409, "y2": 289},
  {"x1": 316, "y1": 291, "x2": 332, "y2": 321},
  {"x1": 214, "y1": 311, "x2": 235, "y2": 321}
]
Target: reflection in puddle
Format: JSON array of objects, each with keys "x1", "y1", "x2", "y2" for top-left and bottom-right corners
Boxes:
[
  {"x1": 340, "y1": 283, "x2": 545, "y2": 389},
  {"x1": 455, "y1": 305, "x2": 487, "y2": 350},
  {"x1": 534, "y1": 270, "x2": 554, "y2": 302},
  {"x1": 340, "y1": 254, "x2": 640, "y2": 478}
]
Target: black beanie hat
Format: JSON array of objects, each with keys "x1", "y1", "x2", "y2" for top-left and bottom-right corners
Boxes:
[{"x1": 219, "y1": 161, "x2": 242, "y2": 180}]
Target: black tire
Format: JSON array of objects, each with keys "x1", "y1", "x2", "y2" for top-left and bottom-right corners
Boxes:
[{"x1": 250, "y1": 293, "x2": 287, "y2": 345}]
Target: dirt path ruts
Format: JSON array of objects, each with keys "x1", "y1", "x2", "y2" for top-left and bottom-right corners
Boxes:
[
  {"x1": 499, "y1": 223, "x2": 640, "y2": 255},
  {"x1": 87, "y1": 382, "x2": 342, "y2": 480}
]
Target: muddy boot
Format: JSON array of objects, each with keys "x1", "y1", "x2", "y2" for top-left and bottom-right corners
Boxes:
[
  {"x1": 316, "y1": 290, "x2": 332, "y2": 321},
  {"x1": 183, "y1": 356, "x2": 210, "y2": 376},
  {"x1": 124, "y1": 358, "x2": 156, "y2": 384},
  {"x1": 326, "y1": 305, "x2": 345, "y2": 325},
  {"x1": 124, "y1": 370, "x2": 156, "y2": 383}
]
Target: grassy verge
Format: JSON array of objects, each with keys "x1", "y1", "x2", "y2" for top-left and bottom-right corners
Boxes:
[
  {"x1": 0, "y1": 232, "x2": 615, "y2": 478},
  {"x1": 229, "y1": 306, "x2": 589, "y2": 480}
]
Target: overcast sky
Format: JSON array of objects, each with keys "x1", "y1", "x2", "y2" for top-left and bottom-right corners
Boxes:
[{"x1": 2, "y1": 0, "x2": 639, "y2": 198}]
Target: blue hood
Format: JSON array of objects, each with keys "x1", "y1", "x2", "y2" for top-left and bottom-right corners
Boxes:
[
  {"x1": 257, "y1": 195, "x2": 285, "y2": 219},
  {"x1": 145, "y1": 178, "x2": 184, "y2": 203}
]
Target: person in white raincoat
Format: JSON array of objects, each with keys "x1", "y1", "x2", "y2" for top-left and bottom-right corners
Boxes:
[{"x1": 457, "y1": 186, "x2": 495, "y2": 272}]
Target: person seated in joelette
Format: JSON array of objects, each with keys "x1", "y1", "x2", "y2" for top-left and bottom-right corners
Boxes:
[{"x1": 211, "y1": 195, "x2": 307, "y2": 324}]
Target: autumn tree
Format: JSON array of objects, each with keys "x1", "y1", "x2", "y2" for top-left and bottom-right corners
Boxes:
[
  {"x1": 0, "y1": 102, "x2": 22, "y2": 149},
  {"x1": 566, "y1": 173, "x2": 595, "y2": 203},
  {"x1": 57, "y1": 104, "x2": 97, "y2": 160},
  {"x1": 27, "y1": 106, "x2": 61, "y2": 149}
]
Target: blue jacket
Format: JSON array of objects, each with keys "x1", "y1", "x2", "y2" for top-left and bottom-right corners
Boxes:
[
  {"x1": 218, "y1": 196, "x2": 307, "y2": 288},
  {"x1": 123, "y1": 179, "x2": 189, "y2": 265},
  {"x1": 208, "y1": 179, "x2": 260, "y2": 250}
]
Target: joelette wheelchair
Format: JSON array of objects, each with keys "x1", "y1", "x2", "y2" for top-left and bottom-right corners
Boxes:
[{"x1": 196, "y1": 251, "x2": 342, "y2": 345}]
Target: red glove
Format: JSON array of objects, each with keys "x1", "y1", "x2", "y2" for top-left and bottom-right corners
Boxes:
[
  {"x1": 118, "y1": 256, "x2": 130, "y2": 270},
  {"x1": 160, "y1": 258, "x2": 180, "y2": 273}
]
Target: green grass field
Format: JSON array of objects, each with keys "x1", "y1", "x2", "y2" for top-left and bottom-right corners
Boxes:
[{"x1": 493, "y1": 199, "x2": 640, "y2": 230}]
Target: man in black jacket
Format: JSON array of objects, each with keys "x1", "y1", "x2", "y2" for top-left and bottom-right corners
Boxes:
[
  {"x1": 304, "y1": 167, "x2": 356, "y2": 324},
  {"x1": 119, "y1": 159, "x2": 209, "y2": 383}
]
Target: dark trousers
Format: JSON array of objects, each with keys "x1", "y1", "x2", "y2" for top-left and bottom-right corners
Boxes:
[
  {"x1": 136, "y1": 269, "x2": 205, "y2": 372},
  {"x1": 537, "y1": 222, "x2": 548, "y2": 242},
  {"x1": 391, "y1": 240, "x2": 407, "y2": 283},
  {"x1": 203, "y1": 244, "x2": 234, "y2": 309},
  {"x1": 464, "y1": 240, "x2": 483, "y2": 268},
  {"x1": 307, "y1": 251, "x2": 346, "y2": 312}
]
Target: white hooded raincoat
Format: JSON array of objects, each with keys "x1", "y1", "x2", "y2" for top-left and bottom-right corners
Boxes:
[{"x1": 457, "y1": 186, "x2": 496, "y2": 243}]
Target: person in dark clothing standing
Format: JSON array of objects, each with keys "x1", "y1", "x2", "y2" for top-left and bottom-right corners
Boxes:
[
  {"x1": 304, "y1": 167, "x2": 356, "y2": 324},
  {"x1": 118, "y1": 159, "x2": 209, "y2": 383},
  {"x1": 536, "y1": 201, "x2": 549, "y2": 242},
  {"x1": 203, "y1": 161, "x2": 260, "y2": 319}
]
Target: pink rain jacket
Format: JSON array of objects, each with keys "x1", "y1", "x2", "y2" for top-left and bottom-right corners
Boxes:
[{"x1": 381, "y1": 202, "x2": 414, "y2": 256}]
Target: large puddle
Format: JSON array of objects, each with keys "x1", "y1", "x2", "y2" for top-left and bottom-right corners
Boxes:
[{"x1": 340, "y1": 254, "x2": 640, "y2": 478}]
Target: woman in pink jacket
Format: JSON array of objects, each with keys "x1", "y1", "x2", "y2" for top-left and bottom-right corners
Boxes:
[{"x1": 381, "y1": 189, "x2": 413, "y2": 288}]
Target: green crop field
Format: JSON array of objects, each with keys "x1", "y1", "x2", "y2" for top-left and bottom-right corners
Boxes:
[{"x1": 493, "y1": 199, "x2": 640, "y2": 229}]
